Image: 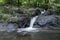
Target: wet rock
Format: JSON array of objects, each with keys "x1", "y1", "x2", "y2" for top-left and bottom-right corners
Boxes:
[
  {"x1": 28, "y1": 8, "x2": 41, "y2": 16},
  {"x1": 28, "y1": 8, "x2": 49, "y2": 16},
  {"x1": 48, "y1": 9, "x2": 57, "y2": 15},
  {"x1": 6, "y1": 23, "x2": 17, "y2": 32},
  {"x1": 40, "y1": 10, "x2": 49, "y2": 16},
  {"x1": 16, "y1": 14, "x2": 30, "y2": 28},
  {"x1": 37, "y1": 15, "x2": 57, "y2": 25},
  {"x1": 0, "y1": 23, "x2": 17, "y2": 32},
  {"x1": 33, "y1": 25, "x2": 40, "y2": 28},
  {"x1": 34, "y1": 15, "x2": 57, "y2": 28},
  {"x1": 56, "y1": 16, "x2": 60, "y2": 25}
]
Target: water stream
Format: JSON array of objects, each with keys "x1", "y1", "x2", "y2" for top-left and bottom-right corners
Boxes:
[
  {"x1": 29, "y1": 16, "x2": 38, "y2": 28},
  {"x1": 17, "y1": 16, "x2": 39, "y2": 33},
  {"x1": 0, "y1": 14, "x2": 60, "y2": 40}
]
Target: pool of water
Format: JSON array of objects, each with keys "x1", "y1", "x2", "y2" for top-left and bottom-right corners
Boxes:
[
  {"x1": 0, "y1": 31, "x2": 60, "y2": 40},
  {"x1": 0, "y1": 23, "x2": 60, "y2": 40}
]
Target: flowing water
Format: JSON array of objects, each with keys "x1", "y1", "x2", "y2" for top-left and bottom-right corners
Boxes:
[
  {"x1": 29, "y1": 16, "x2": 38, "y2": 28},
  {"x1": 17, "y1": 16, "x2": 39, "y2": 33},
  {"x1": 41, "y1": 10, "x2": 45, "y2": 15},
  {"x1": 16, "y1": 15, "x2": 60, "y2": 40},
  {"x1": 0, "y1": 16, "x2": 60, "y2": 40}
]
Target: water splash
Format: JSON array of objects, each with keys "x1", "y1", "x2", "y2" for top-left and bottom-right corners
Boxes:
[
  {"x1": 41, "y1": 10, "x2": 45, "y2": 15},
  {"x1": 17, "y1": 28, "x2": 39, "y2": 33}
]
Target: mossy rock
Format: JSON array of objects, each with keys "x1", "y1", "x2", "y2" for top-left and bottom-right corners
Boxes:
[
  {"x1": 0, "y1": 14, "x2": 11, "y2": 22},
  {"x1": 2, "y1": 14, "x2": 11, "y2": 20},
  {"x1": 0, "y1": 19, "x2": 4, "y2": 22},
  {"x1": 9, "y1": 16, "x2": 18, "y2": 23}
]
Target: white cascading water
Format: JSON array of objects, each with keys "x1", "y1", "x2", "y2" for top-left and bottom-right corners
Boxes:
[
  {"x1": 17, "y1": 16, "x2": 39, "y2": 32},
  {"x1": 41, "y1": 10, "x2": 45, "y2": 15},
  {"x1": 29, "y1": 16, "x2": 38, "y2": 28}
]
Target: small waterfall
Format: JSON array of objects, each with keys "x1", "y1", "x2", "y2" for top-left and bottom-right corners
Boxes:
[
  {"x1": 24, "y1": 16, "x2": 39, "y2": 32},
  {"x1": 41, "y1": 10, "x2": 45, "y2": 15},
  {"x1": 17, "y1": 16, "x2": 39, "y2": 33},
  {"x1": 29, "y1": 16, "x2": 38, "y2": 28}
]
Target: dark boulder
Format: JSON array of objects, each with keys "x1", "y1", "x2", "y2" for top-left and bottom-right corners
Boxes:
[
  {"x1": 33, "y1": 15, "x2": 57, "y2": 28},
  {"x1": 16, "y1": 14, "x2": 30, "y2": 28},
  {"x1": 28, "y1": 8, "x2": 49, "y2": 16},
  {"x1": 48, "y1": 9, "x2": 57, "y2": 15}
]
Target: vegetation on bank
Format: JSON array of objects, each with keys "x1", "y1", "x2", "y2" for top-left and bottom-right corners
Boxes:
[{"x1": 0, "y1": 0, "x2": 60, "y2": 22}]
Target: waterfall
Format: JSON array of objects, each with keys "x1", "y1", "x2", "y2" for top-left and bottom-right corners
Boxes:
[
  {"x1": 17, "y1": 16, "x2": 39, "y2": 33},
  {"x1": 41, "y1": 10, "x2": 45, "y2": 15},
  {"x1": 29, "y1": 16, "x2": 38, "y2": 28}
]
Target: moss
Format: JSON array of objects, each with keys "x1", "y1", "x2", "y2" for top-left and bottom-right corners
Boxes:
[
  {"x1": 2, "y1": 14, "x2": 11, "y2": 20},
  {"x1": 9, "y1": 16, "x2": 18, "y2": 23},
  {"x1": 0, "y1": 14, "x2": 11, "y2": 22}
]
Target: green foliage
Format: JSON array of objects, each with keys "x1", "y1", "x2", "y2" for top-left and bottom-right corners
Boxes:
[
  {"x1": 0, "y1": 0, "x2": 5, "y2": 4},
  {"x1": 2, "y1": 8, "x2": 9, "y2": 14},
  {"x1": 0, "y1": 7, "x2": 4, "y2": 13},
  {"x1": 0, "y1": 0, "x2": 60, "y2": 8},
  {"x1": 9, "y1": 16, "x2": 18, "y2": 23},
  {"x1": 0, "y1": 0, "x2": 60, "y2": 23},
  {"x1": 2, "y1": 14, "x2": 11, "y2": 20},
  {"x1": 53, "y1": 0, "x2": 60, "y2": 4},
  {"x1": 0, "y1": 14, "x2": 11, "y2": 22}
]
